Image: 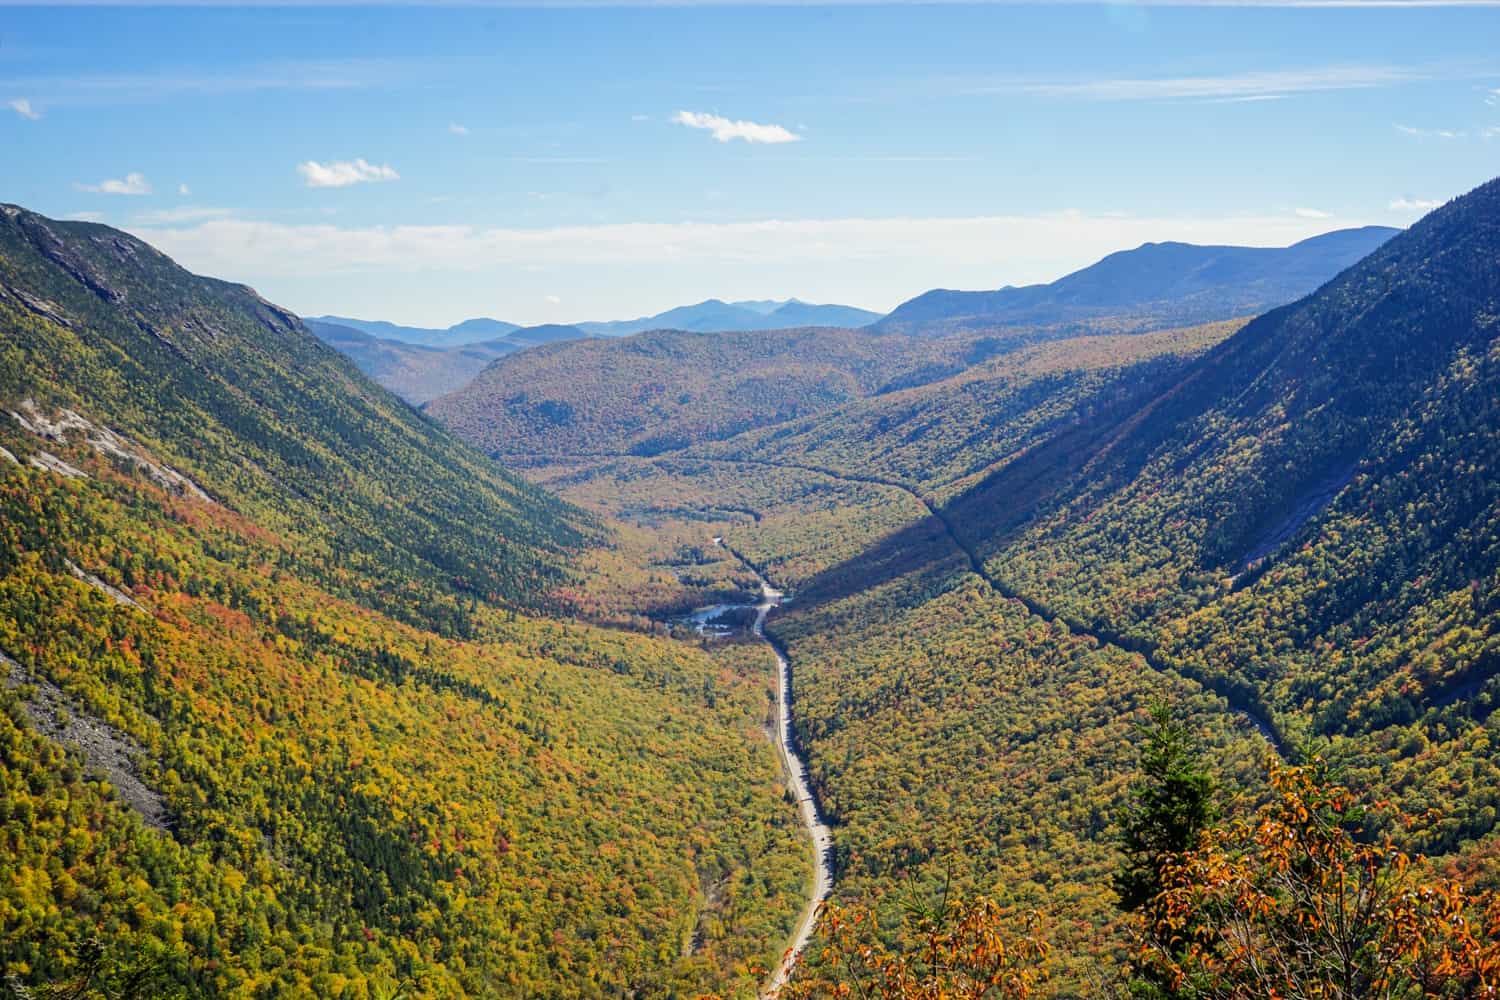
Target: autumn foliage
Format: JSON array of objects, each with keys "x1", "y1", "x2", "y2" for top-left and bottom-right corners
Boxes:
[
  {"x1": 784, "y1": 758, "x2": 1500, "y2": 1000},
  {"x1": 782, "y1": 893, "x2": 1050, "y2": 1000},
  {"x1": 1137, "y1": 758, "x2": 1500, "y2": 999}
]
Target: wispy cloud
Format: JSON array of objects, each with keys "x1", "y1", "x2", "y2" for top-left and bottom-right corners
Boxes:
[
  {"x1": 0, "y1": 58, "x2": 415, "y2": 109},
  {"x1": 133, "y1": 210, "x2": 1359, "y2": 281},
  {"x1": 448, "y1": 122, "x2": 469, "y2": 135},
  {"x1": 1388, "y1": 197, "x2": 1443, "y2": 211},
  {"x1": 178, "y1": 183, "x2": 191, "y2": 196},
  {"x1": 1294, "y1": 207, "x2": 1333, "y2": 219},
  {"x1": 76, "y1": 172, "x2": 151, "y2": 196},
  {"x1": 1204, "y1": 94, "x2": 1289, "y2": 104},
  {"x1": 132, "y1": 206, "x2": 234, "y2": 225},
  {"x1": 1394, "y1": 123, "x2": 1466, "y2": 138},
  {"x1": 673, "y1": 110, "x2": 800, "y2": 144},
  {"x1": 297, "y1": 158, "x2": 400, "y2": 188},
  {"x1": 7, "y1": 97, "x2": 39, "y2": 120},
  {"x1": 1018, "y1": 65, "x2": 1422, "y2": 101}
]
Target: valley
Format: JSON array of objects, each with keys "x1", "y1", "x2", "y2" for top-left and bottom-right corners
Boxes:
[
  {"x1": 8, "y1": 2, "x2": 1500, "y2": 995},
  {"x1": 430, "y1": 179, "x2": 1500, "y2": 991},
  {"x1": 3, "y1": 180, "x2": 1499, "y2": 997}
]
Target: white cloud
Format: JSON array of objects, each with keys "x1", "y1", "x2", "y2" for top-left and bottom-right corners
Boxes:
[
  {"x1": 133, "y1": 210, "x2": 1360, "y2": 281},
  {"x1": 7, "y1": 98, "x2": 40, "y2": 120},
  {"x1": 545, "y1": 294, "x2": 562, "y2": 305},
  {"x1": 76, "y1": 172, "x2": 151, "y2": 196},
  {"x1": 1294, "y1": 207, "x2": 1333, "y2": 219},
  {"x1": 67, "y1": 211, "x2": 105, "y2": 223},
  {"x1": 1394, "y1": 123, "x2": 1465, "y2": 138},
  {"x1": 1388, "y1": 197, "x2": 1442, "y2": 212},
  {"x1": 448, "y1": 122, "x2": 469, "y2": 135},
  {"x1": 132, "y1": 206, "x2": 234, "y2": 225},
  {"x1": 672, "y1": 110, "x2": 800, "y2": 144},
  {"x1": 132, "y1": 208, "x2": 1398, "y2": 326},
  {"x1": 296, "y1": 158, "x2": 400, "y2": 188},
  {"x1": 178, "y1": 183, "x2": 191, "y2": 196},
  {"x1": 1019, "y1": 65, "x2": 1419, "y2": 102}
]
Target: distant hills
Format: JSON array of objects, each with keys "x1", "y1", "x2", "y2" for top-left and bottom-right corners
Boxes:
[
  {"x1": 308, "y1": 298, "x2": 880, "y2": 350},
  {"x1": 304, "y1": 319, "x2": 591, "y2": 403},
  {"x1": 873, "y1": 225, "x2": 1402, "y2": 337},
  {"x1": 575, "y1": 298, "x2": 883, "y2": 336},
  {"x1": 424, "y1": 327, "x2": 980, "y2": 458},
  {"x1": 305, "y1": 314, "x2": 520, "y2": 347},
  {"x1": 308, "y1": 301, "x2": 882, "y2": 402}
]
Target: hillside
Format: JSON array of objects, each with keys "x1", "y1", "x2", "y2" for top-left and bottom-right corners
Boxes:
[
  {"x1": 458, "y1": 181, "x2": 1500, "y2": 989},
  {"x1": 951, "y1": 179, "x2": 1500, "y2": 801},
  {"x1": 763, "y1": 177, "x2": 1500, "y2": 935},
  {"x1": 0, "y1": 206, "x2": 808, "y2": 998},
  {"x1": 873, "y1": 225, "x2": 1400, "y2": 337},
  {"x1": 426, "y1": 326, "x2": 981, "y2": 458}
]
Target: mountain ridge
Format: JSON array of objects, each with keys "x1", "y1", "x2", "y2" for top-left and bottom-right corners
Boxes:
[{"x1": 873, "y1": 224, "x2": 1403, "y2": 336}]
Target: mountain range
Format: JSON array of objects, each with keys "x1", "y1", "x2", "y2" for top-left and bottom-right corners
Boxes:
[
  {"x1": 873, "y1": 224, "x2": 1402, "y2": 336},
  {"x1": 309, "y1": 298, "x2": 881, "y2": 350},
  {"x1": 448, "y1": 178, "x2": 1500, "y2": 990},
  {"x1": 575, "y1": 298, "x2": 883, "y2": 336},
  {"x1": 304, "y1": 318, "x2": 588, "y2": 403},
  {"x1": 4, "y1": 179, "x2": 1499, "y2": 999}
]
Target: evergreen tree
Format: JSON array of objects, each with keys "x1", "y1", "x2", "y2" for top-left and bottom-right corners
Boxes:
[{"x1": 1114, "y1": 700, "x2": 1219, "y2": 914}]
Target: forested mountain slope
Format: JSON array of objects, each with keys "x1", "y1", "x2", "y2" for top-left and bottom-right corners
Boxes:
[
  {"x1": 873, "y1": 225, "x2": 1399, "y2": 337},
  {"x1": 0, "y1": 207, "x2": 807, "y2": 998},
  {"x1": 0, "y1": 205, "x2": 584, "y2": 628},
  {"x1": 454, "y1": 181, "x2": 1500, "y2": 990},
  {"x1": 938, "y1": 177, "x2": 1500, "y2": 842},
  {"x1": 426, "y1": 326, "x2": 984, "y2": 458}
]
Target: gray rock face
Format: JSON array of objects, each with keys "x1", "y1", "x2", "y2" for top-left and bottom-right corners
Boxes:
[{"x1": 3, "y1": 650, "x2": 169, "y2": 830}]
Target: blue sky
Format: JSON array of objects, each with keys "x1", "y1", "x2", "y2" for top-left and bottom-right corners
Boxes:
[{"x1": 3, "y1": 3, "x2": 1499, "y2": 325}]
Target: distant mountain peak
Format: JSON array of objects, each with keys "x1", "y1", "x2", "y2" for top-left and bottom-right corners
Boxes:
[{"x1": 873, "y1": 225, "x2": 1402, "y2": 337}]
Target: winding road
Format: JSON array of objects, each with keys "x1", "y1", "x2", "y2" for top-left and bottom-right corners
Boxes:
[
  {"x1": 706, "y1": 539, "x2": 834, "y2": 996},
  {"x1": 529, "y1": 448, "x2": 1286, "y2": 757},
  {"x1": 754, "y1": 581, "x2": 835, "y2": 997}
]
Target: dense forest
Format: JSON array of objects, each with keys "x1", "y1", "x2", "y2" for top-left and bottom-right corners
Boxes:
[
  {"x1": 0, "y1": 207, "x2": 809, "y2": 998},
  {"x1": 468, "y1": 179, "x2": 1500, "y2": 992},
  {"x1": 6, "y1": 172, "x2": 1499, "y2": 996},
  {"x1": 425, "y1": 326, "x2": 993, "y2": 459}
]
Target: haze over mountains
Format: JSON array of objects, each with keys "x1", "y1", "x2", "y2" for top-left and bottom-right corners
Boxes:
[
  {"x1": 575, "y1": 298, "x2": 883, "y2": 336},
  {"x1": 309, "y1": 298, "x2": 881, "y2": 348},
  {"x1": 312, "y1": 228, "x2": 1400, "y2": 405},
  {"x1": 304, "y1": 318, "x2": 589, "y2": 402}
]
